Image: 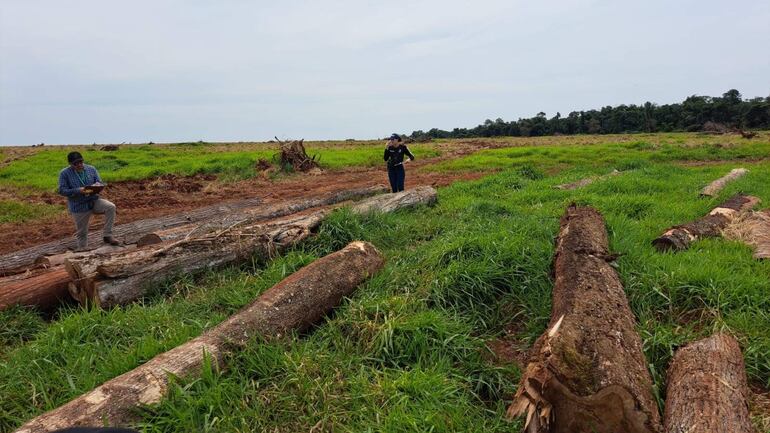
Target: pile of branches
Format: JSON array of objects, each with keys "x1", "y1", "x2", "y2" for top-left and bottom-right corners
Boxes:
[{"x1": 274, "y1": 137, "x2": 319, "y2": 172}]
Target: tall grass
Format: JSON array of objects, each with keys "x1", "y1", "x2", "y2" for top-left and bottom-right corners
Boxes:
[{"x1": 1, "y1": 142, "x2": 768, "y2": 431}]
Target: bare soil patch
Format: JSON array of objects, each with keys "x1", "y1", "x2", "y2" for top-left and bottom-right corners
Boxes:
[{"x1": 0, "y1": 141, "x2": 497, "y2": 255}]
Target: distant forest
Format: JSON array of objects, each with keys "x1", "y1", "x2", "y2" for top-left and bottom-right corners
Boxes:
[{"x1": 409, "y1": 89, "x2": 770, "y2": 139}]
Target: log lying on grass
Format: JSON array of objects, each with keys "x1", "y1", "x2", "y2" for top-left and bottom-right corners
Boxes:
[
  {"x1": 66, "y1": 186, "x2": 436, "y2": 308},
  {"x1": 0, "y1": 267, "x2": 71, "y2": 311},
  {"x1": 652, "y1": 194, "x2": 760, "y2": 252},
  {"x1": 15, "y1": 241, "x2": 384, "y2": 433},
  {"x1": 664, "y1": 333, "x2": 754, "y2": 433},
  {"x1": 351, "y1": 185, "x2": 437, "y2": 213},
  {"x1": 723, "y1": 209, "x2": 770, "y2": 259},
  {"x1": 700, "y1": 168, "x2": 748, "y2": 197},
  {"x1": 134, "y1": 184, "x2": 388, "y2": 245},
  {"x1": 553, "y1": 169, "x2": 621, "y2": 190},
  {"x1": 508, "y1": 205, "x2": 661, "y2": 433}
]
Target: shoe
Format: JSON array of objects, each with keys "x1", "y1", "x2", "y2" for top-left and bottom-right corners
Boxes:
[{"x1": 103, "y1": 236, "x2": 122, "y2": 246}]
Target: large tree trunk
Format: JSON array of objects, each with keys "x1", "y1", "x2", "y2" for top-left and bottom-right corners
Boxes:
[
  {"x1": 350, "y1": 185, "x2": 437, "y2": 213},
  {"x1": 133, "y1": 184, "x2": 387, "y2": 246},
  {"x1": 1, "y1": 185, "x2": 387, "y2": 275},
  {"x1": 663, "y1": 333, "x2": 754, "y2": 433},
  {"x1": 652, "y1": 194, "x2": 760, "y2": 252},
  {"x1": 66, "y1": 187, "x2": 436, "y2": 308},
  {"x1": 14, "y1": 241, "x2": 384, "y2": 433},
  {"x1": 700, "y1": 168, "x2": 748, "y2": 197},
  {"x1": 67, "y1": 212, "x2": 329, "y2": 308},
  {"x1": 508, "y1": 205, "x2": 661, "y2": 433},
  {"x1": 0, "y1": 267, "x2": 71, "y2": 311}
]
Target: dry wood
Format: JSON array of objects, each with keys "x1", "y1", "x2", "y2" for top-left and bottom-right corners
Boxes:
[
  {"x1": 0, "y1": 196, "x2": 264, "y2": 275},
  {"x1": 700, "y1": 168, "x2": 748, "y2": 197},
  {"x1": 350, "y1": 185, "x2": 437, "y2": 214},
  {"x1": 653, "y1": 194, "x2": 760, "y2": 252},
  {"x1": 275, "y1": 137, "x2": 319, "y2": 172},
  {"x1": 0, "y1": 267, "x2": 71, "y2": 310},
  {"x1": 0, "y1": 186, "x2": 388, "y2": 311},
  {"x1": 553, "y1": 169, "x2": 621, "y2": 190},
  {"x1": 723, "y1": 209, "x2": 770, "y2": 259},
  {"x1": 664, "y1": 333, "x2": 754, "y2": 433},
  {"x1": 508, "y1": 205, "x2": 661, "y2": 433},
  {"x1": 15, "y1": 241, "x2": 384, "y2": 433},
  {"x1": 66, "y1": 187, "x2": 437, "y2": 308},
  {"x1": 134, "y1": 185, "x2": 388, "y2": 245}
]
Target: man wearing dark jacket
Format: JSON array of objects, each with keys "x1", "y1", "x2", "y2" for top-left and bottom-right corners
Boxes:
[
  {"x1": 58, "y1": 151, "x2": 120, "y2": 251},
  {"x1": 383, "y1": 134, "x2": 414, "y2": 193}
]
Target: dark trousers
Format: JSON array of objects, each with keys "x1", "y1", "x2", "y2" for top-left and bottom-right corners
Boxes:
[{"x1": 387, "y1": 165, "x2": 405, "y2": 193}]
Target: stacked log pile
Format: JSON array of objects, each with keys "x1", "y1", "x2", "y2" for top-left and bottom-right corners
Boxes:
[
  {"x1": 65, "y1": 186, "x2": 436, "y2": 308},
  {"x1": 0, "y1": 185, "x2": 389, "y2": 311},
  {"x1": 15, "y1": 241, "x2": 385, "y2": 432}
]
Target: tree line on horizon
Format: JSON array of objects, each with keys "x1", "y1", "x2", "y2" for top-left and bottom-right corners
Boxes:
[{"x1": 409, "y1": 89, "x2": 770, "y2": 139}]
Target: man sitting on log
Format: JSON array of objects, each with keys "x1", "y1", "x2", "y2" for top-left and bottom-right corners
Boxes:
[{"x1": 58, "y1": 151, "x2": 121, "y2": 251}]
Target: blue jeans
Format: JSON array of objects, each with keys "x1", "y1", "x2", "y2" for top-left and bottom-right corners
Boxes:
[{"x1": 387, "y1": 165, "x2": 405, "y2": 193}]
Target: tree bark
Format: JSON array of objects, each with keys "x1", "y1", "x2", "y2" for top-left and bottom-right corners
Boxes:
[
  {"x1": 663, "y1": 333, "x2": 754, "y2": 433},
  {"x1": 652, "y1": 194, "x2": 760, "y2": 252},
  {"x1": 14, "y1": 241, "x2": 385, "y2": 433},
  {"x1": 508, "y1": 205, "x2": 661, "y2": 433},
  {"x1": 700, "y1": 168, "x2": 748, "y2": 197},
  {"x1": 0, "y1": 267, "x2": 71, "y2": 311},
  {"x1": 66, "y1": 187, "x2": 436, "y2": 308}
]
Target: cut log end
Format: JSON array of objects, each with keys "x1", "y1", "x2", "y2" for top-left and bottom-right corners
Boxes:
[{"x1": 664, "y1": 333, "x2": 754, "y2": 433}]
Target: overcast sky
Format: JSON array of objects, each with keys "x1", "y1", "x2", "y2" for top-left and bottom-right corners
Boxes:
[{"x1": 1, "y1": 0, "x2": 768, "y2": 146}]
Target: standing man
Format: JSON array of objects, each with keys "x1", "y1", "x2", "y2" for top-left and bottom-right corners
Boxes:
[
  {"x1": 383, "y1": 133, "x2": 415, "y2": 193},
  {"x1": 58, "y1": 151, "x2": 120, "y2": 251}
]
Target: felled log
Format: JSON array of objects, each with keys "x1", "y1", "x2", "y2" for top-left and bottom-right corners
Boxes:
[
  {"x1": 0, "y1": 267, "x2": 71, "y2": 311},
  {"x1": 66, "y1": 187, "x2": 437, "y2": 308},
  {"x1": 723, "y1": 209, "x2": 770, "y2": 259},
  {"x1": 351, "y1": 185, "x2": 437, "y2": 214},
  {"x1": 700, "y1": 168, "x2": 748, "y2": 197},
  {"x1": 34, "y1": 245, "x2": 137, "y2": 267},
  {"x1": 663, "y1": 333, "x2": 754, "y2": 433},
  {"x1": 508, "y1": 205, "x2": 661, "y2": 433},
  {"x1": 14, "y1": 241, "x2": 384, "y2": 433},
  {"x1": 0, "y1": 196, "x2": 264, "y2": 275},
  {"x1": 67, "y1": 212, "x2": 329, "y2": 308},
  {"x1": 134, "y1": 185, "x2": 388, "y2": 246},
  {"x1": 553, "y1": 169, "x2": 621, "y2": 190},
  {"x1": 652, "y1": 194, "x2": 760, "y2": 252}
]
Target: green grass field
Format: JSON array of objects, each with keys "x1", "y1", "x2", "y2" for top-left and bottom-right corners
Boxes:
[{"x1": 1, "y1": 134, "x2": 769, "y2": 432}]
